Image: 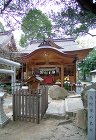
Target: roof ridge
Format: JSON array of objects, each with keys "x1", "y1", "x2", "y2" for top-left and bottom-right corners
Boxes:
[{"x1": 30, "y1": 37, "x2": 75, "y2": 45}]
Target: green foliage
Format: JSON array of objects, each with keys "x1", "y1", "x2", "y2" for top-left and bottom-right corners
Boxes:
[
  {"x1": 6, "y1": 85, "x2": 11, "y2": 90},
  {"x1": 19, "y1": 34, "x2": 29, "y2": 48},
  {"x1": 77, "y1": 48, "x2": 96, "y2": 80},
  {"x1": 52, "y1": 6, "x2": 96, "y2": 38},
  {"x1": 0, "y1": 22, "x2": 5, "y2": 31},
  {"x1": 64, "y1": 82, "x2": 69, "y2": 91},
  {"x1": 6, "y1": 85, "x2": 12, "y2": 94},
  {"x1": 19, "y1": 9, "x2": 52, "y2": 47},
  {"x1": 81, "y1": 83, "x2": 96, "y2": 108}
]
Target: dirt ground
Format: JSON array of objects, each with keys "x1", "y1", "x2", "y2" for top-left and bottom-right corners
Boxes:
[{"x1": 0, "y1": 96, "x2": 87, "y2": 140}]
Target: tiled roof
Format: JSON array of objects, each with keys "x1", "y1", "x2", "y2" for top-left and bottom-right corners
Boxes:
[
  {"x1": 91, "y1": 70, "x2": 96, "y2": 73},
  {"x1": 0, "y1": 31, "x2": 16, "y2": 51},
  {"x1": 20, "y1": 38, "x2": 92, "y2": 54}
]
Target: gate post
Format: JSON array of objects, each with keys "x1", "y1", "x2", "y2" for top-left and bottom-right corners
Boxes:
[
  {"x1": 36, "y1": 90, "x2": 39, "y2": 124},
  {"x1": 88, "y1": 88, "x2": 96, "y2": 140}
]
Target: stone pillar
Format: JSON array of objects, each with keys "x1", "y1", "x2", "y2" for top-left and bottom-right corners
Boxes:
[
  {"x1": 0, "y1": 92, "x2": 11, "y2": 127},
  {"x1": 11, "y1": 66, "x2": 16, "y2": 94},
  {"x1": 88, "y1": 88, "x2": 96, "y2": 140},
  {"x1": 61, "y1": 65, "x2": 64, "y2": 88}
]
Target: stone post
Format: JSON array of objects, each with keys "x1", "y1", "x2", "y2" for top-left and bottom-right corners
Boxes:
[{"x1": 88, "y1": 88, "x2": 96, "y2": 140}]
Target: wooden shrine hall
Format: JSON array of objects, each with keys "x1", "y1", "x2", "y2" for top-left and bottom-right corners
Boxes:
[{"x1": 19, "y1": 37, "x2": 93, "y2": 88}]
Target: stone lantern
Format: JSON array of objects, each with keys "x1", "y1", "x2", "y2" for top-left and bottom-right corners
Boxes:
[
  {"x1": 75, "y1": 80, "x2": 83, "y2": 94},
  {"x1": 0, "y1": 92, "x2": 11, "y2": 127}
]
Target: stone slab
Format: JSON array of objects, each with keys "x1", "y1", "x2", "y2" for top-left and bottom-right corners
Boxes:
[
  {"x1": 46, "y1": 100, "x2": 65, "y2": 114},
  {"x1": 65, "y1": 97, "x2": 84, "y2": 113}
]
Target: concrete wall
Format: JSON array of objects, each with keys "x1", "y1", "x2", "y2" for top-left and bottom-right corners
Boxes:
[{"x1": 92, "y1": 72, "x2": 96, "y2": 82}]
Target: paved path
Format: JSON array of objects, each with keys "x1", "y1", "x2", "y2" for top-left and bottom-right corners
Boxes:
[
  {"x1": 65, "y1": 96, "x2": 84, "y2": 113},
  {"x1": 4, "y1": 96, "x2": 12, "y2": 105},
  {"x1": 46, "y1": 100, "x2": 65, "y2": 114},
  {"x1": 46, "y1": 94, "x2": 84, "y2": 116},
  {"x1": 46, "y1": 82, "x2": 90, "y2": 116}
]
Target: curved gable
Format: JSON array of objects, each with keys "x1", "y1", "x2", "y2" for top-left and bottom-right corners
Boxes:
[{"x1": 20, "y1": 47, "x2": 77, "y2": 65}]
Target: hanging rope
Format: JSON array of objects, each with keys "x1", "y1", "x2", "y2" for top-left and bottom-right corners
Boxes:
[{"x1": 39, "y1": 67, "x2": 57, "y2": 72}]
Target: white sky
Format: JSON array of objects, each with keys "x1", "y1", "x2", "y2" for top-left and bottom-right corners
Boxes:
[{"x1": 77, "y1": 29, "x2": 96, "y2": 48}]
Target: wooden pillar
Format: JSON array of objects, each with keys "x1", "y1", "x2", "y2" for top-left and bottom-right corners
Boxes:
[
  {"x1": 21, "y1": 63, "x2": 23, "y2": 83},
  {"x1": 26, "y1": 63, "x2": 28, "y2": 79},
  {"x1": 74, "y1": 62, "x2": 76, "y2": 83},
  {"x1": 32, "y1": 66, "x2": 34, "y2": 75},
  {"x1": 61, "y1": 65, "x2": 64, "y2": 88}
]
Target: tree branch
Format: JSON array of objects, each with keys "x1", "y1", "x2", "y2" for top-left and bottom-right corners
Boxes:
[
  {"x1": 85, "y1": 32, "x2": 96, "y2": 37},
  {"x1": 76, "y1": 0, "x2": 96, "y2": 15},
  {"x1": 65, "y1": 30, "x2": 96, "y2": 38},
  {"x1": 1, "y1": 0, "x2": 12, "y2": 13}
]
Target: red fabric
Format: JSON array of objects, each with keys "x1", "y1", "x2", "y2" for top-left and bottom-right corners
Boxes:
[{"x1": 45, "y1": 77, "x2": 53, "y2": 84}]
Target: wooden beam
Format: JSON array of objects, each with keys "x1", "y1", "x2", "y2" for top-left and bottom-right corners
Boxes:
[
  {"x1": 30, "y1": 58, "x2": 64, "y2": 63},
  {"x1": 34, "y1": 63, "x2": 75, "y2": 68},
  {"x1": 34, "y1": 65, "x2": 62, "y2": 68}
]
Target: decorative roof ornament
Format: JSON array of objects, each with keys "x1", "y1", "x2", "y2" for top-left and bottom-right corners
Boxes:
[
  {"x1": 38, "y1": 39, "x2": 51, "y2": 47},
  {"x1": 48, "y1": 35, "x2": 53, "y2": 41}
]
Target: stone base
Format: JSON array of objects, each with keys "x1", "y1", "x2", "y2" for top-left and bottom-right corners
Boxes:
[
  {"x1": 45, "y1": 113, "x2": 66, "y2": 119},
  {"x1": 75, "y1": 109, "x2": 87, "y2": 130},
  {"x1": 0, "y1": 117, "x2": 11, "y2": 128},
  {"x1": 68, "y1": 90, "x2": 76, "y2": 94}
]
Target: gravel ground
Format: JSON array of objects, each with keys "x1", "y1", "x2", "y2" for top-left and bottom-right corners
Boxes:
[
  {"x1": 0, "y1": 116, "x2": 87, "y2": 140},
  {"x1": 0, "y1": 95, "x2": 87, "y2": 140}
]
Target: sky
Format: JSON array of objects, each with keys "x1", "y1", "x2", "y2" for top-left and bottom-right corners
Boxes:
[{"x1": 77, "y1": 29, "x2": 96, "y2": 48}]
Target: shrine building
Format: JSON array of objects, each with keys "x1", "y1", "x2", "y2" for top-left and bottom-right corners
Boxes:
[{"x1": 19, "y1": 37, "x2": 93, "y2": 88}]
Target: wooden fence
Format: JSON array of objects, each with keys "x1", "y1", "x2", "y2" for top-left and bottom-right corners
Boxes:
[{"x1": 13, "y1": 85, "x2": 48, "y2": 124}]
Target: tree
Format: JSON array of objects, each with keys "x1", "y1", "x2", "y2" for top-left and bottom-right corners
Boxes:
[
  {"x1": 1, "y1": 0, "x2": 96, "y2": 29},
  {"x1": 1, "y1": 0, "x2": 96, "y2": 38},
  {"x1": 0, "y1": 0, "x2": 61, "y2": 30},
  {"x1": 0, "y1": 22, "x2": 5, "y2": 31},
  {"x1": 1, "y1": 0, "x2": 96, "y2": 15},
  {"x1": 0, "y1": 0, "x2": 12, "y2": 13},
  {"x1": 77, "y1": 48, "x2": 96, "y2": 80},
  {"x1": 19, "y1": 9, "x2": 52, "y2": 47},
  {"x1": 0, "y1": 0, "x2": 29, "y2": 30},
  {"x1": 51, "y1": 6, "x2": 96, "y2": 38}
]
